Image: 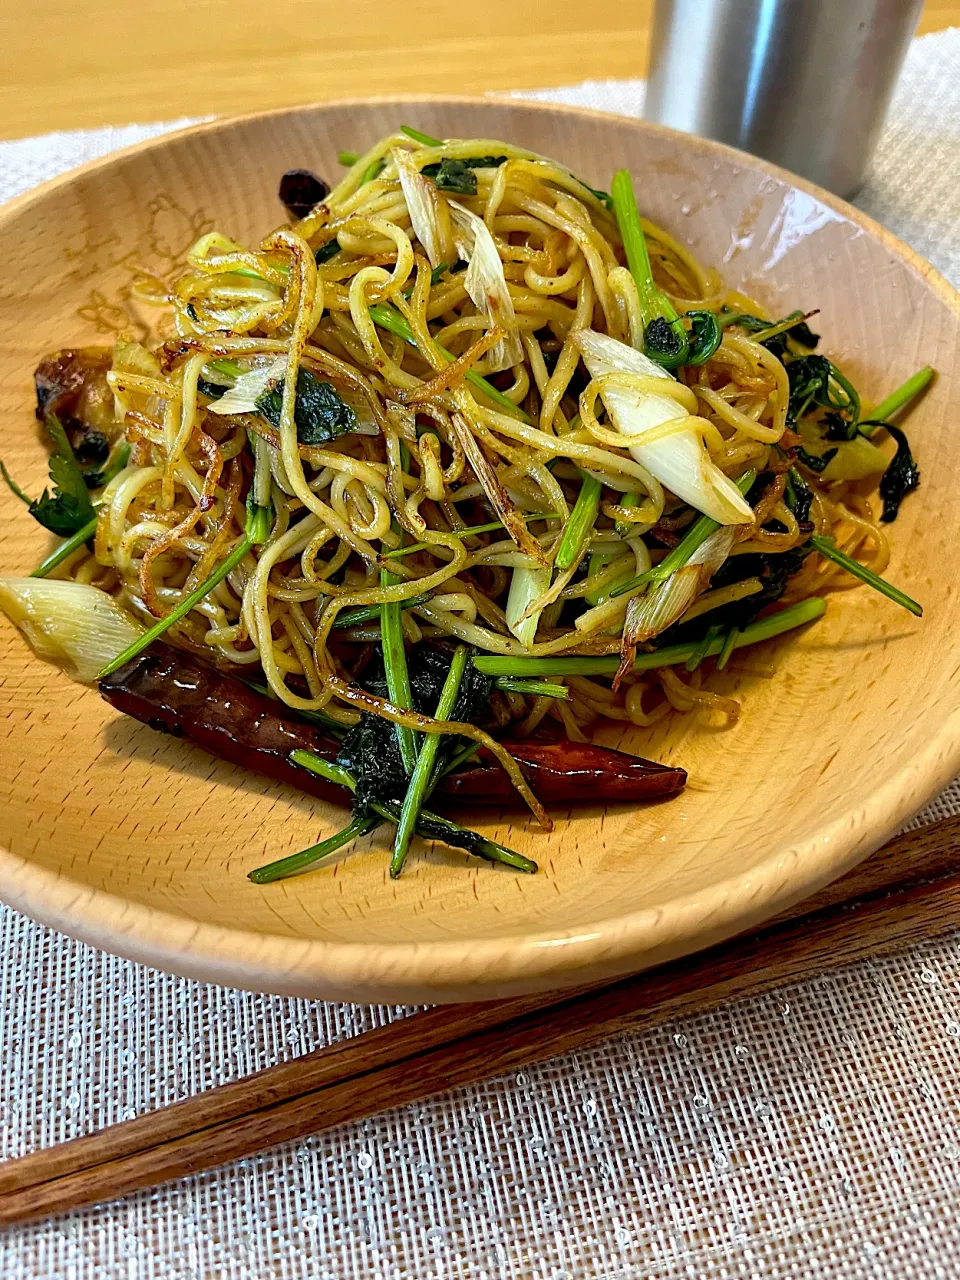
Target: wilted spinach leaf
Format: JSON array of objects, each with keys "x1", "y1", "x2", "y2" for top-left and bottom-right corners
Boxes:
[
  {"x1": 422, "y1": 155, "x2": 508, "y2": 195},
  {"x1": 878, "y1": 424, "x2": 919, "y2": 522},
  {"x1": 256, "y1": 368, "x2": 357, "y2": 445},
  {"x1": 337, "y1": 645, "x2": 493, "y2": 818},
  {"x1": 796, "y1": 446, "x2": 838, "y2": 473}
]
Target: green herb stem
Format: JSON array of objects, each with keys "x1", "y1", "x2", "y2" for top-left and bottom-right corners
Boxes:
[
  {"x1": 333, "y1": 593, "x2": 431, "y2": 629},
  {"x1": 716, "y1": 626, "x2": 740, "y2": 671},
  {"x1": 338, "y1": 150, "x2": 360, "y2": 166},
  {"x1": 0, "y1": 460, "x2": 32, "y2": 505},
  {"x1": 390, "y1": 646, "x2": 468, "y2": 878},
  {"x1": 685, "y1": 624, "x2": 722, "y2": 672},
  {"x1": 612, "y1": 469, "x2": 757, "y2": 599},
  {"x1": 554, "y1": 472, "x2": 602, "y2": 571},
  {"x1": 265, "y1": 746, "x2": 536, "y2": 878},
  {"x1": 494, "y1": 678, "x2": 569, "y2": 700},
  {"x1": 611, "y1": 169, "x2": 688, "y2": 366},
  {"x1": 810, "y1": 535, "x2": 922, "y2": 616},
  {"x1": 380, "y1": 560, "x2": 419, "y2": 776},
  {"x1": 473, "y1": 597, "x2": 827, "y2": 677},
  {"x1": 863, "y1": 366, "x2": 934, "y2": 434},
  {"x1": 290, "y1": 749, "x2": 356, "y2": 791},
  {"x1": 248, "y1": 814, "x2": 379, "y2": 883},
  {"x1": 401, "y1": 125, "x2": 442, "y2": 146},
  {"x1": 613, "y1": 491, "x2": 642, "y2": 538},
  {"x1": 31, "y1": 512, "x2": 99, "y2": 578},
  {"x1": 367, "y1": 303, "x2": 531, "y2": 422},
  {"x1": 97, "y1": 500, "x2": 271, "y2": 680}
]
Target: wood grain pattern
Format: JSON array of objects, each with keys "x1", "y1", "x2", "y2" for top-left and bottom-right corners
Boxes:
[
  {"x1": 0, "y1": 1, "x2": 954, "y2": 141},
  {"x1": 1, "y1": 814, "x2": 959, "y2": 1227},
  {"x1": 1, "y1": 99, "x2": 959, "y2": 1004}
]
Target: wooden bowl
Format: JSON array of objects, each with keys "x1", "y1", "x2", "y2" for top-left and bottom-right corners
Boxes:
[{"x1": 0, "y1": 97, "x2": 957, "y2": 1004}]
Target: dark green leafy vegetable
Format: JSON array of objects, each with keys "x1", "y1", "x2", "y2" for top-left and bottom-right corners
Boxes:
[
  {"x1": 1, "y1": 416, "x2": 97, "y2": 537},
  {"x1": 249, "y1": 749, "x2": 535, "y2": 880},
  {"x1": 784, "y1": 467, "x2": 815, "y2": 525},
  {"x1": 255, "y1": 368, "x2": 357, "y2": 445},
  {"x1": 337, "y1": 644, "x2": 493, "y2": 822},
  {"x1": 422, "y1": 156, "x2": 508, "y2": 194},
  {"x1": 721, "y1": 310, "x2": 821, "y2": 350},
  {"x1": 796, "y1": 446, "x2": 838, "y2": 473},
  {"x1": 314, "y1": 238, "x2": 341, "y2": 265},
  {"x1": 876, "y1": 423, "x2": 919, "y2": 523},
  {"x1": 581, "y1": 181, "x2": 614, "y2": 210},
  {"x1": 684, "y1": 310, "x2": 722, "y2": 365}
]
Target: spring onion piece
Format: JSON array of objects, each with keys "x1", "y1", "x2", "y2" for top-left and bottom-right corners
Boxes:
[
  {"x1": 473, "y1": 597, "x2": 827, "y2": 676},
  {"x1": 505, "y1": 565, "x2": 552, "y2": 648},
  {"x1": 401, "y1": 125, "x2": 442, "y2": 146},
  {"x1": 97, "y1": 496, "x2": 272, "y2": 679},
  {"x1": 621, "y1": 526, "x2": 736, "y2": 646},
  {"x1": 612, "y1": 469, "x2": 757, "y2": 599},
  {"x1": 862, "y1": 366, "x2": 934, "y2": 434},
  {"x1": 575, "y1": 329, "x2": 754, "y2": 525},
  {"x1": 716, "y1": 626, "x2": 740, "y2": 671},
  {"x1": 390, "y1": 644, "x2": 468, "y2": 878},
  {"x1": 686, "y1": 623, "x2": 723, "y2": 672},
  {"x1": 395, "y1": 148, "x2": 443, "y2": 267},
  {"x1": 30, "y1": 512, "x2": 99, "y2": 579},
  {"x1": 810, "y1": 535, "x2": 921, "y2": 616},
  {"x1": 449, "y1": 200, "x2": 524, "y2": 372},
  {"x1": 613, "y1": 491, "x2": 643, "y2": 538},
  {"x1": 0, "y1": 577, "x2": 144, "y2": 683},
  {"x1": 611, "y1": 168, "x2": 689, "y2": 367},
  {"x1": 494, "y1": 678, "x2": 569, "y2": 700},
  {"x1": 360, "y1": 158, "x2": 385, "y2": 185},
  {"x1": 338, "y1": 150, "x2": 360, "y2": 166},
  {"x1": 367, "y1": 303, "x2": 530, "y2": 422},
  {"x1": 555, "y1": 471, "x2": 602, "y2": 571}
]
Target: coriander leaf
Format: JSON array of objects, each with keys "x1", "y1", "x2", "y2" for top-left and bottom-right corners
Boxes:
[
  {"x1": 255, "y1": 368, "x2": 357, "y2": 445},
  {"x1": 24, "y1": 416, "x2": 97, "y2": 536},
  {"x1": 878, "y1": 423, "x2": 919, "y2": 523}
]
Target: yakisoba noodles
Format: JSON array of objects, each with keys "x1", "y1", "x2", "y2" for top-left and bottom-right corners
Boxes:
[{"x1": 0, "y1": 126, "x2": 928, "y2": 880}]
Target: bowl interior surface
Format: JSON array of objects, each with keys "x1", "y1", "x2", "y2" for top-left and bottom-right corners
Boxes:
[{"x1": 0, "y1": 98, "x2": 957, "y2": 1002}]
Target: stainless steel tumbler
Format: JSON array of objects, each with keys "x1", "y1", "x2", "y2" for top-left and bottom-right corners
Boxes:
[{"x1": 644, "y1": 0, "x2": 924, "y2": 197}]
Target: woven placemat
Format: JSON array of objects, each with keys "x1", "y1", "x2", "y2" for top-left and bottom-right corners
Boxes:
[{"x1": 2, "y1": 30, "x2": 960, "y2": 1279}]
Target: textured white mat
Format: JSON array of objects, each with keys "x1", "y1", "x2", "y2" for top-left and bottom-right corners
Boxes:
[{"x1": 2, "y1": 29, "x2": 960, "y2": 1280}]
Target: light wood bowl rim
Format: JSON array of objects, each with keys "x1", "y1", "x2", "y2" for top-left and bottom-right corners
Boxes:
[{"x1": 2, "y1": 94, "x2": 958, "y2": 1002}]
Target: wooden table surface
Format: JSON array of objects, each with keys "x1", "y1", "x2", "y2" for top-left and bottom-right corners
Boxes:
[{"x1": 0, "y1": 1, "x2": 956, "y2": 142}]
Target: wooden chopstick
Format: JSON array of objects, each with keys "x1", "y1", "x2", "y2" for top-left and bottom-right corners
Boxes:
[{"x1": 2, "y1": 813, "x2": 959, "y2": 1226}]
